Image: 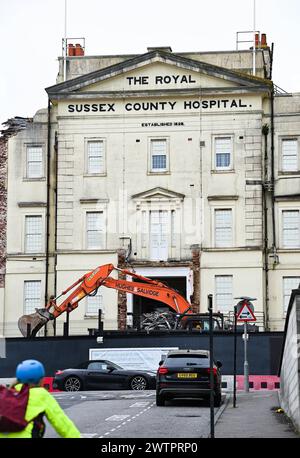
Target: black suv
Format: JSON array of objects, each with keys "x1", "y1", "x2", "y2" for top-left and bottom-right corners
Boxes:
[{"x1": 156, "y1": 350, "x2": 222, "y2": 407}]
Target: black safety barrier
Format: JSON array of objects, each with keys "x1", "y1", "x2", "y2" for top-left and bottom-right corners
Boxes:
[{"x1": 0, "y1": 331, "x2": 283, "y2": 377}]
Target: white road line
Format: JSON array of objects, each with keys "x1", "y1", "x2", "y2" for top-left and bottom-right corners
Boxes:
[
  {"x1": 99, "y1": 400, "x2": 155, "y2": 438},
  {"x1": 81, "y1": 433, "x2": 97, "y2": 438},
  {"x1": 105, "y1": 414, "x2": 130, "y2": 422},
  {"x1": 129, "y1": 401, "x2": 150, "y2": 408}
]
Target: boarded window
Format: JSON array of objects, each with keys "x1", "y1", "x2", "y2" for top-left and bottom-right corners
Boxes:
[
  {"x1": 282, "y1": 139, "x2": 298, "y2": 172},
  {"x1": 25, "y1": 216, "x2": 42, "y2": 253},
  {"x1": 282, "y1": 210, "x2": 300, "y2": 248},
  {"x1": 24, "y1": 281, "x2": 41, "y2": 315},
  {"x1": 215, "y1": 209, "x2": 232, "y2": 247},
  {"x1": 26, "y1": 146, "x2": 43, "y2": 178},
  {"x1": 86, "y1": 212, "x2": 105, "y2": 249},
  {"x1": 215, "y1": 275, "x2": 233, "y2": 312}
]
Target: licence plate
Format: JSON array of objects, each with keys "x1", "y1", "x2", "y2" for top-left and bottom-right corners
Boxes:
[{"x1": 177, "y1": 373, "x2": 198, "y2": 379}]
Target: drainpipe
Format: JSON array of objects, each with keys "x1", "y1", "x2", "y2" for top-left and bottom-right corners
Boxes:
[
  {"x1": 270, "y1": 44, "x2": 277, "y2": 262},
  {"x1": 270, "y1": 91, "x2": 276, "y2": 252},
  {"x1": 44, "y1": 99, "x2": 52, "y2": 336},
  {"x1": 53, "y1": 131, "x2": 58, "y2": 336},
  {"x1": 262, "y1": 124, "x2": 270, "y2": 330}
]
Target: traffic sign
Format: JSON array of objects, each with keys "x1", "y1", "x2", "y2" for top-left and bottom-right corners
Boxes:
[{"x1": 236, "y1": 302, "x2": 256, "y2": 322}]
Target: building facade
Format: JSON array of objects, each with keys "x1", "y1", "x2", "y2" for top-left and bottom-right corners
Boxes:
[{"x1": 1, "y1": 42, "x2": 300, "y2": 336}]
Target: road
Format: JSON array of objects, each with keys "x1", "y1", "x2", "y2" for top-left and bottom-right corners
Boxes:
[{"x1": 45, "y1": 390, "x2": 223, "y2": 438}]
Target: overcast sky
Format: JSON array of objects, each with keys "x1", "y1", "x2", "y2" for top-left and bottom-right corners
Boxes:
[{"x1": 1, "y1": 0, "x2": 299, "y2": 126}]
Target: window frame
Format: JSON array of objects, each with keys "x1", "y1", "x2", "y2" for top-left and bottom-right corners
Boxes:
[
  {"x1": 25, "y1": 144, "x2": 44, "y2": 180},
  {"x1": 148, "y1": 137, "x2": 170, "y2": 174},
  {"x1": 215, "y1": 275, "x2": 233, "y2": 313},
  {"x1": 85, "y1": 211, "x2": 105, "y2": 250},
  {"x1": 214, "y1": 208, "x2": 233, "y2": 248},
  {"x1": 24, "y1": 280, "x2": 42, "y2": 315},
  {"x1": 280, "y1": 137, "x2": 299, "y2": 173},
  {"x1": 24, "y1": 214, "x2": 43, "y2": 253},
  {"x1": 85, "y1": 138, "x2": 106, "y2": 176},
  {"x1": 85, "y1": 289, "x2": 103, "y2": 316},
  {"x1": 213, "y1": 135, "x2": 234, "y2": 171},
  {"x1": 149, "y1": 209, "x2": 169, "y2": 261},
  {"x1": 281, "y1": 209, "x2": 300, "y2": 249},
  {"x1": 282, "y1": 276, "x2": 300, "y2": 314}
]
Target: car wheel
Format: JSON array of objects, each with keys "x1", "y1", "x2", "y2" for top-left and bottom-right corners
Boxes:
[
  {"x1": 129, "y1": 375, "x2": 148, "y2": 390},
  {"x1": 64, "y1": 376, "x2": 82, "y2": 392},
  {"x1": 156, "y1": 394, "x2": 165, "y2": 406}
]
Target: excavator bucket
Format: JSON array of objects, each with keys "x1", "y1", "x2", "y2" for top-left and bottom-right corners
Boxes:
[{"x1": 18, "y1": 309, "x2": 52, "y2": 337}]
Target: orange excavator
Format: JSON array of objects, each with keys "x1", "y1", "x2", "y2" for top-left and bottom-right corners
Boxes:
[{"x1": 18, "y1": 263, "x2": 192, "y2": 337}]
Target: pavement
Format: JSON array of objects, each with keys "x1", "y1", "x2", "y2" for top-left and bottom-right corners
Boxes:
[{"x1": 216, "y1": 391, "x2": 299, "y2": 438}]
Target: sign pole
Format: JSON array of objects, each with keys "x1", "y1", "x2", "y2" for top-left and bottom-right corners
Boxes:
[
  {"x1": 235, "y1": 297, "x2": 256, "y2": 393},
  {"x1": 244, "y1": 322, "x2": 249, "y2": 392},
  {"x1": 233, "y1": 305, "x2": 237, "y2": 407},
  {"x1": 208, "y1": 294, "x2": 214, "y2": 438}
]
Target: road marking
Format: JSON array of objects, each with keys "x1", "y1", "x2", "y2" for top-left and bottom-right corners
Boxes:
[
  {"x1": 81, "y1": 433, "x2": 97, "y2": 438},
  {"x1": 105, "y1": 415, "x2": 130, "y2": 422},
  {"x1": 129, "y1": 402, "x2": 150, "y2": 408},
  {"x1": 99, "y1": 401, "x2": 155, "y2": 438}
]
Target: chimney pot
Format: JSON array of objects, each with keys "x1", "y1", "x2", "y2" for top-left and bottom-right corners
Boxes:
[{"x1": 68, "y1": 43, "x2": 75, "y2": 56}]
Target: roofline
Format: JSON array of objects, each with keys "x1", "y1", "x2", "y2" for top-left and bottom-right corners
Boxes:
[
  {"x1": 47, "y1": 49, "x2": 272, "y2": 95},
  {"x1": 57, "y1": 48, "x2": 267, "y2": 61},
  {"x1": 48, "y1": 85, "x2": 271, "y2": 101}
]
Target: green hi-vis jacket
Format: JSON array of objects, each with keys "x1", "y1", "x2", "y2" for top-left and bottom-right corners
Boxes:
[{"x1": 0, "y1": 384, "x2": 81, "y2": 438}]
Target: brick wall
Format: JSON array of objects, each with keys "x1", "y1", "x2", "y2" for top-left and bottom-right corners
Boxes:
[{"x1": 0, "y1": 137, "x2": 7, "y2": 288}]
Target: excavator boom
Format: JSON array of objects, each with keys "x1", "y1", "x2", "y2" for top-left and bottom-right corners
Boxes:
[{"x1": 18, "y1": 264, "x2": 192, "y2": 337}]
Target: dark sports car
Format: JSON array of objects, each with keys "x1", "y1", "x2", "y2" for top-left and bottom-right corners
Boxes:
[{"x1": 53, "y1": 360, "x2": 157, "y2": 392}]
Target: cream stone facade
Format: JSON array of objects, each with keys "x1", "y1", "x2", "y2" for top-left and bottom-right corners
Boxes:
[{"x1": 1, "y1": 45, "x2": 300, "y2": 336}]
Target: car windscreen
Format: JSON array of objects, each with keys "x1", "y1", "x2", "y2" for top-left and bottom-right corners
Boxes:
[{"x1": 165, "y1": 355, "x2": 209, "y2": 367}]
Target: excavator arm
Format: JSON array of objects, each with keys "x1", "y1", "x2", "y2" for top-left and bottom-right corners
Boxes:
[{"x1": 18, "y1": 264, "x2": 192, "y2": 337}]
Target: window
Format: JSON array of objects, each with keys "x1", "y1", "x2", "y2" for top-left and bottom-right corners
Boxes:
[
  {"x1": 283, "y1": 277, "x2": 300, "y2": 312},
  {"x1": 86, "y1": 212, "x2": 104, "y2": 249},
  {"x1": 215, "y1": 275, "x2": 233, "y2": 312},
  {"x1": 25, "y1": 216, "x2": 42, "y2": 253},
  {"x1": 24, "y1": 281, "x2": 41, "y2": 314},
  {"x1": 150, "y1": 139, "x2": 167, "y2": 172},
  {"x1": 215, "y1": 209, "x2": 232, "y2": 247},
  {"x1": 215, "y1": 137, "x2": 232, "y2": 170},
  {"x1": 26, "y1": 146, "x2": 43, "y2": 178},
  {"x1": 86, "y1": 290, "x2": 103, "y2": 316},
  {"x1": 282, "y1": 210, "x2": 300, "y2": 248},
  {"x1": 282, "y1": 139, "x2": 298, "y2": 172},
  {"x1": 87, "y1": 140, "x2": 105, "y2": 174},
  {"x1": 150, "y1": 210, "x2": 168, "y2": 260}
]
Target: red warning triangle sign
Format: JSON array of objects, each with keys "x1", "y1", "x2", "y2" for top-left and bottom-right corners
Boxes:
[{"x1": 236, "y1": 303, "x2": 256, "y2": 322}]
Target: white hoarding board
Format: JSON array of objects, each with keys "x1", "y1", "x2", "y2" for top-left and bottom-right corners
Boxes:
[{"x1": 89, "y1": 347, "x2": 178, "y2": 371}]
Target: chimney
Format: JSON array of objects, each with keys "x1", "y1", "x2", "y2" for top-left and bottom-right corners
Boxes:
[
  {"x1": 68, "y1": 44, "x2": 75, "y2": 56},
  {"x1": 74, "y1": 43, "x2": 84, "y2": 56},
  {"x1": 255, "y1": 33, "x2": 260, "y2": 48},
  {"x1": 261, "y1": 33, "x2": 268, "y2": 48},
  {"x1": 147, "y1": 46, "x2": 172, "y2": 53}
]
